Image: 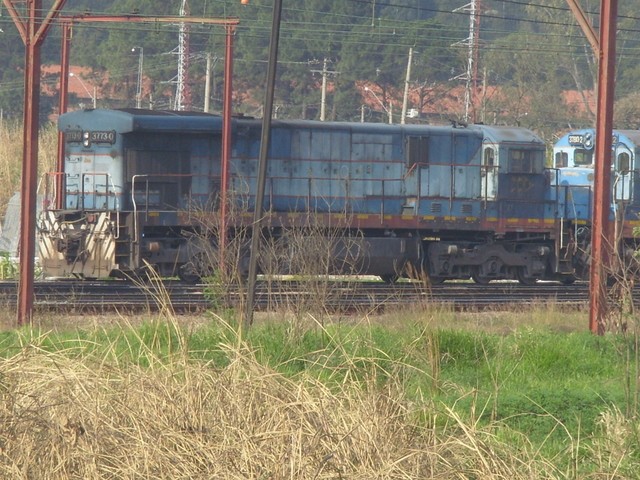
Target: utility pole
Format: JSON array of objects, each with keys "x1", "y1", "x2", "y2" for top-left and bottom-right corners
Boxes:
[
  {"x1": 589, "y1": 0, "x2": 617, "y2": 335},
  {"x1": 320, "y1": 58, "x2": 327, "y2": 121},
  {"x1": 310, "y1": 58, "x2": 338, "y2": 121},
  {"x1": 244, "y1": 0, "x2": 283, "y2": 330},
  {"x1": 566, "y1": 0, "x2": 616, "y2": 334},
  {"x1": 401, "y1": 47, "x2": 413, "y2": 124},
  {"x1": 132, "y1": 46, "x2": 143, "y2": 108},
  {"x1": 562, "y1": 0, "x2": 617, "y2": 334},
  {"x1": 204, "y1": 52, "x2": 213, "y2": 112}
]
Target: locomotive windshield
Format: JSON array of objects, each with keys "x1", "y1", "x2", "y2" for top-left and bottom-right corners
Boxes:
[
  {"x1": 573, "y1": 148, "x2": 593, "y2": 166},
  {"x1": 509, "y1": 148, "x2": 544, "y2": 174},
  {"x1": 555, "y1": 151, "x2": 568, "y2": 168}
]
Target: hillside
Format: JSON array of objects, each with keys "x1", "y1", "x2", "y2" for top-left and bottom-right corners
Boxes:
[{"x1": 1, "y1": 1, "x2": 640, "y2": 139}]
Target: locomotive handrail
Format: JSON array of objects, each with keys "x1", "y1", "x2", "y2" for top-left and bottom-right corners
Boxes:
[
  {"x1": 79, "y1": 172, "x2": 121, "y2": 240},
  {"x1": 480, "y1": 164, "x2": 500, "y2": 203},
  {"x1": 131, "y1": 174, "x2": 144, "y2": 246},
  {"x1": 613, "y1": 169, "x2": 631, "y2": 202},
  {"x1": 78, "y1": 171, "x2": 119, "y2": 209},
  {"x1": 547, "y1": 167, "x2": 566, "y2": 254},
  {"x1": 130, "y1": 173, "x2": 223, "y2": 242},
  {"x1": 129, "y1": 172, "x2": 223, "y2": 210}
]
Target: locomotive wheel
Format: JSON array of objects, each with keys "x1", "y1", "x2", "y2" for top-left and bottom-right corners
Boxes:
[
  {"x1": 559, "y1": 275, "x2": 576, "y2": 285},
  {"x1": 73, "y1": 273, "x2": 97, "y2": 281},
  {"x1": 516, "y1": 267, "x2": 537, "y2": 285},
  {"x1": 428, "y1": 275, "x2": 445, "y2": 285},
  {"x1": 471, "y1": 274, "x2": 491, "y2": 285},
  {"x1": 379, "y1": 274, "x2": 399, "y2": 284},
  {"x1": 178, "y1": 252, "x2": 215, "y2": 284},
  {"x1": 470, "y1": 266, "x2": 492, "y2": 284}
]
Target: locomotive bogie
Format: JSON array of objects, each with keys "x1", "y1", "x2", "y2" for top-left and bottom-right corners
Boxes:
[{"x1": 425, "y1": 239, "x2": 553, "y2": 284}]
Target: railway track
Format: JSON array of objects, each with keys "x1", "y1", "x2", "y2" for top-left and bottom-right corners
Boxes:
[{"x1": 0, "y1": 279, "x2": 593, "y2": 314}]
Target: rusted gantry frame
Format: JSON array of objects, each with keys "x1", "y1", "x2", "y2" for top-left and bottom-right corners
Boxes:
[
  {"x1": 56, "y1": 15, "x2": 239, "y2": 253},
  {"x1": 5, "y1": 2, "x2": 238, "y2": 325},
  {"x1": 3, "y1": 0, "x2": 68, "y2": 326},
  {"x1": 566, "y1": 0, "x2": 618, "y2": 334}
]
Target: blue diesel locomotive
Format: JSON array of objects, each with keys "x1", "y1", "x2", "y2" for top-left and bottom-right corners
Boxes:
[
  {"x1": 553, "y1": 128, "x2": 640, "y2": 273},
  {"x1": 37, "y1": 109, "x2": 577, "y2": 284}
]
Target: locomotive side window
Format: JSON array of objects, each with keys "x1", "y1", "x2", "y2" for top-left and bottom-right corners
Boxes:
[
  {"x1": 483, "y1": 148, "x2": 495, "y2": 168},
  {"x1": 574, "y1": 149, "x2": 593, "y2": 166},
  {"x1": 509, "y1": 149, "x2": 544, "y2": 174},
  {"x1": 555, "y1": 151, "x2": 568, "y2": 168},
  {"x1": 406, "y1": 136, "x2": 429, "y2": 167},
  {"x1": 617, "y1": 152, "x2": 631, "y2": 174}
]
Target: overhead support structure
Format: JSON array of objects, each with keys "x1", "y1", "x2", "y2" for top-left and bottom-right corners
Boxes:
[
  {"x1": 55, "y1": 13, "x2": 238, "y2": 265},
  {"x1": 56, "y1": 21, "x2": 72, "y2": 209},
  {"x1": 565, "y1": 0, "x2": 618, "y2": 334},
  {"x1": 590, "y1": 0, "x2": 617, "y2": 335},
  {"x1": 175, "y1": 0, "x2": 192, "y2": 111},
  {"x1": 10, "y1": 7, "x2": 238, "y2": 325},
  {"x1": 3, "y1": 0, "x2": 68, "y2": 326},
  {"x1": 565, "y1": 0, "x2": 600, "y2": 55},
  {"x1": 453, "y1": 0, "x2": 481, "y2": 123}
]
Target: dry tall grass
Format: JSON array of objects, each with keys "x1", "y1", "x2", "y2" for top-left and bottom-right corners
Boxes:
[
  {"x1": 0, "y1": 121, "x2": 58, "y2": 221},
  {"x1": 0, "y1": 322, "x2": 564, "y2": 480}
]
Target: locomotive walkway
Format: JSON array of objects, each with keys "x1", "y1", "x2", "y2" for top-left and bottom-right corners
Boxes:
[{"x1": 0, "y1": 279, "x2": 594, "y2": 314}]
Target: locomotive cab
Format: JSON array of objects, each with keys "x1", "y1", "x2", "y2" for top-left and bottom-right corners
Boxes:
[
  {"x1": 553, "y1": 129, "x2": 639, "y2": 212},
  {"x1": 423, "y1": 126, "x2": 563, "y2": 285},
  {"x1": 552, "y1": 128, "x2": 640, "y2": 280},
  {"x1": 38, "y1": 109, "x2": 225, "y2": 279}
]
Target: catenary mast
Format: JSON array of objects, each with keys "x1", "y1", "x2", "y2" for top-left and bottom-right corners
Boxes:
[
  {"x1": 453, "y1": 0, "x2": 481, "y2": 122},
  {"x1": 175, "y1": 0, "x2": 192, "y2": 110}
]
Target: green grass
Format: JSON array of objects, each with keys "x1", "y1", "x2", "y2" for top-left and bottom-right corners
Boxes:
[
  {"x1": 239, "y1": 322, "x2": 634, "y2": 450},
  {"x1": 1, "y1": 308, "x2": 638, "y2": 476}
]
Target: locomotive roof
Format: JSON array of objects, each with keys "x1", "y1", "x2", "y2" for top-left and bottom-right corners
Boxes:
[
  {"x1": 58, "y1": 109, "x2": 543, "y2": 144},
  {"x1": 555, "y1": 128, "x2": 640, "y2": 149},
  {"x1": 58, "y1": 108, "x2": 225, "y2": 134},
  {"x1": 614, "y1": 130, "x2": 640, "y2": 147},
  {"x1": 471, "y1": 124, "x2": 545, "y2": 145}
]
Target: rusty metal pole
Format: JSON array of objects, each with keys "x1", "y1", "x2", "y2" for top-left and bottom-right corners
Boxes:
[
  {"x1": 565, "y1": 0, "x2": 600, "y2": 54},
  {"x1": 16, "y1": 1, "x2": 43, "y2": 325},
  {"x1": 56, "y1": 21, "x2": 72, "y2": 210},
  {"x1": 589, "y1": 0, "x2": 618, "y2": 335},
  {"x1": 3, "y1": 0, "x2": 68, "y2": 325},
  {"x1": 220, "y1": 25, "x2": 235, "y2": 270}
]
